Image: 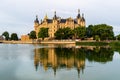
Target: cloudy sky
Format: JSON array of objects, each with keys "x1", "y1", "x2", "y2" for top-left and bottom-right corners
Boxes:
[{"x1": 0, "y1": 0, "x2": 120, "y2": 37}]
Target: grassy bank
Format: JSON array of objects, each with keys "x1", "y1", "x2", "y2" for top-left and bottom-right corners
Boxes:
[
  {"x1": 109, "y1": 41, "x2": 120, "y2": 47},
  {"x1": 76, "y1": 41, "x2": 120, "y2": 47},
  {"x1": 76, "y1": 41, "x2": 109, "y2": 46}
]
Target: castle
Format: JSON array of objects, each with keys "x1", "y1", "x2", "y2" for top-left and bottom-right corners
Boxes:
[{"x1": 34, "y1": 9, "x2": 85, "y2": 39}]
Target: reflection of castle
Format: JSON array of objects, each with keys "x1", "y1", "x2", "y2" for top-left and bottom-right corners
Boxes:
[
  {"x1": 34, "y1": 46, "x2": 114, "y2": 78},
  {"x1": 34, "y1": 47, "x2": 85, "y2": 77},
  {"x1": 34, "y1": 9, "x2": 85, "y2": 38}
]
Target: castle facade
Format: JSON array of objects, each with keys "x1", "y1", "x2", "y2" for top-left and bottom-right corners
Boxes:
[{"x1": 34, "y1": 9, "x2": 85, "y2": 39}]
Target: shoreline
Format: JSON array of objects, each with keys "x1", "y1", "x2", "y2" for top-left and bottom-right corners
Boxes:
[
  {"x1": 0, "y1": 40, "x2": 76, "y2": 44},
  {"x1": 0, "y1": 40, "x2": 120, "y2": 48}
]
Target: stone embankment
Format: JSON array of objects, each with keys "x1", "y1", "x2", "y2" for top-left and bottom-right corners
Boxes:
[{"x1": 0, "y1": 40, "x2": 76, "y2": 44}]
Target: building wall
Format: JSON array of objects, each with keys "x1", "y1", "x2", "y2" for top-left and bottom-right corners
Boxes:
[{"x1": 21, "y1": 35, "x2": 30, "y2": 41}]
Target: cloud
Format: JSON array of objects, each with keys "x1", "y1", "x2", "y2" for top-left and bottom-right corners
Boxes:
[
  {"x1": 0, "y1": 0, "x2": 120, "y2": 36},
  {"x1": 113, "y1": 25, "x2": 120, "y2": 36}
]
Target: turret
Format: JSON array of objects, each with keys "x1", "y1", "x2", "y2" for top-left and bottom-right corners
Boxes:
[
  {"x1": 77, "y1": 9, "x2": 81, "y2": 24},
  {"x1": 44, "y1": 14, "x2": 48, "y2": 21},
  {"x1": 34, "y1": 15, "x2": 39, "y2": 31},
  {"x1": 34, "y1": 15, "x2": 39, "y2": 24},
  {"x1": 81, "y1": 13, "x2": 85, "y2": 21},
  {"x1": 80, "y1": 13, "x2": 85, "y2": 27},
  {"x1": 53, "y1": 11, "x2": 57, "y2": 20},
  {"x1": 77, "y1": 9, "x2": 81, "y2": 19},
  {"x1": 53, "y1": 11, "x2": 58, "y2": 24}
]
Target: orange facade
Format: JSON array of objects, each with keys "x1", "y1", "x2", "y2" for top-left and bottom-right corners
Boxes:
[{"x1": 34, "y1": 9, "x2": 86, "y2": 38}]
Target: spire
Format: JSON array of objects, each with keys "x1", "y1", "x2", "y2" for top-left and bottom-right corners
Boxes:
[
  {"x1": 44, "y1": 14, "x2": 48, "y2": 20},
  {"x1": 77, "y1": 9, "x2": 81, "y2": 18},
  {"x1": 54, "y1": 11, "x2": 56, "y2": 16},
  {"x1": 40, "y1": 19, "x2": 43, "y2": 24},
  {"x1": 34, "y1": 15, "x2": 39, "y2": 23},
  {"x1": 53, "y1": 11, "x2": 57, "y2": 19},
  {"x1": 81, "y1": 13, "x2": 85, "y2": 21},
  {"x1": 82, "y1": 13, "x2": 84, "y2": 17},
  {"x1": 78, "y1": 9, "x2": 80, "y2": 14}
]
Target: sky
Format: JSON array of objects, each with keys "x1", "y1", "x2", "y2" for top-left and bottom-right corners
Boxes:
[{"x1": 0, "y1": 0, "x2": 120, "y2": 37}]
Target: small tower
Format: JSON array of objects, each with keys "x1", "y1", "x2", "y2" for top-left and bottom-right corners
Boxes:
[
  {"x1": 53, "y1": 11, "x2": 57, "y2": 20},
  {"x1": 34, "y1": 15, "x2": 39, "y2": 31},
  {"x1": 80, "y1": 13, "x2": 85, "y2": 27},
  {"x1": 82, "y1": 13, "x2": 85, "y2": 19},
  {"x1": 44, "y1": 14, "x2": 48, "y2": 20},
  {"x1": 34, "y1": 15, "x2": 39, "y2": 24},
  {"x1": 77, "y1": 9, "x2": 81, "y2": 19},
  {"x1": 77, "y1": 9, "x2": 81, "y2": 25},
  {"x1": 53, "y1": 11, "x2": 58, "y2": 24}
]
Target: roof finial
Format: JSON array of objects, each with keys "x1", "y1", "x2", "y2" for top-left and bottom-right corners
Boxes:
[
  {"x1": 77, "y1": 9, "x2": 81, "y2": 18},
  {"x1": 82, "y1": 13, "x2": 84, "y2": 17},
  {"x1": 44, "y1": 13, "x2": 48, "y2": 19},
  {"x1": 36, "y1": 15, "x2": 38, "y2": 19},
  {"x1": 53, "y1": 11, "x2": 57, "y2": 19},
  {"x1": 78, "y1": 9, "x2": 80, "y2": 14},
  {"x1": 54, "y1": 11, "x2": 56, "y2": 15}
]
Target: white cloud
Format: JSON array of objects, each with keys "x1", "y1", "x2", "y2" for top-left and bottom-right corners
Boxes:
[{"x1": 113, "y1": 25, "x2": 120, "y2": 36}]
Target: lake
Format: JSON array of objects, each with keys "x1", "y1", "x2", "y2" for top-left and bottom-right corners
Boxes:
[{"x1": 0, "y1": 44, "x2": 120, "y2": 80}]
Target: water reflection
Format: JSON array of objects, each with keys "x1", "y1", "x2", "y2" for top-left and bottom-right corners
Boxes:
[{"x1": 34, "y1": 46, "x2": 114, "y2": 77}]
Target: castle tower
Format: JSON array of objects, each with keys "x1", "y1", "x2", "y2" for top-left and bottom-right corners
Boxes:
[
  {"x1": 77, "y1": 9, "x2": 81, "y2": 19},
  {"x1": 34, "y1": 15, "x2": 39, "y2": 31},
  {"x1": 80, "y1": 13, "x2": 85, "y2": 27},
  {"x1": 43, "y1": 14, "x2": 48, "y2": 21},
  {"x1": 52, "y1": 11, "x2": 58, "y2": 38},
  {"x1": 77, "y1": 9, "x2": 81, "y2": 25},
  {"x1": 53, "y1": 11, "x2": 57, "y2": 20},
  {"x1": 53, "y1": 11, "x2": 58, "y2": 24},
  {"x1": 34, "y1": 15, "x2": 39, "y2": 39}
]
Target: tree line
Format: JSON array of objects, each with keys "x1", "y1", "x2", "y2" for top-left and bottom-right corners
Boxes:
[
  {"x1": 1, "y1": 31, "x2": 18, "y2": 41},
  {"x1": 30, "y1": 24, "x2": 116, "y2": 41},
  {"x1": 1, "y1": 24, "x2": 119, "y2": 41}
]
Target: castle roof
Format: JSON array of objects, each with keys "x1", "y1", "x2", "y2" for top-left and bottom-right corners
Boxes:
[
  {"x1": 77, "y1": 14, "x2": 80, "y2": 18},
  {"x1": 46, "y1": 19, "x2": 52, "y2": 23},
  {"x1": 60, "y1": 19, "x2": 66, "y2": 23},
  {"x1": 81, "y1": 13, "x2": 85, "y2": 21},
  {"x1": 77, "y1": 9, "x2": 81, "y2": 18},
  {"x1": 81, "y1": 17, "x2": 85, "y2": 21},
  {"x1": 41, "y1": 18, "x2": 83, "y2": 24},
  {"x1": 37, "y1": 10, "x2": 85, "y2": 24},
  {"x1": 34, "y1": 15, "x2": 39, "y2": 23},
  {"x1": 74, "y1": 20, "x2": 77, "y2": 24}
]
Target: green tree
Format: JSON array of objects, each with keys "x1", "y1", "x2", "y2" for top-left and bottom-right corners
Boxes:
[
  {"x1": 86, "y1": 25, "x2": 94, "y2": 38},
  {"x1": 116, "y1": 34, "x2": 120, "y2": 40},
  {"x1": 63, "y1": 27, "x2": 74, "y2": 39},
  {"x1": 74, "y1": 27, "x2": 86, "y2": 39},
  {"x1": 38, "y1": 27, "x2": 49, "y2": 40},
  {"x1": 96, "y1": 24, "x2": 114, "y2": 40},
  {"x1": 87, "y1": 24, "x2": 114, "y2": 40},
  {"x1": 2, "y1": 31, "x2": 9, "y2": 40},
  {"x1": 54, "y1": 28, "x2": 64, "y2": 39},
  {"x1": 54, "y1": 27, "x2": 74, "y2": 39},
  {"x1": 29, "y1": 31, "x2": 37, "y2": 39},
  {"x1": 11, "y1": 33, "x2": 18, "y2": 40}
]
